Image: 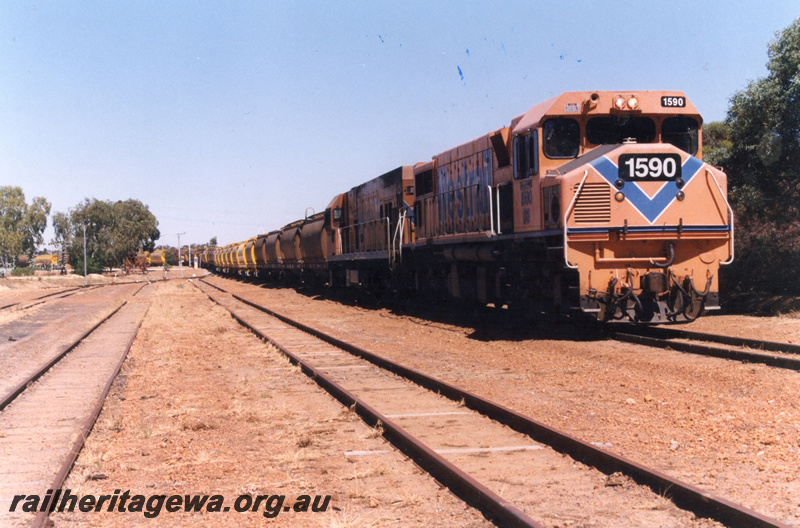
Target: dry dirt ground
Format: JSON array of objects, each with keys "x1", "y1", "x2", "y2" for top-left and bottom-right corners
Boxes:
[
  {"x1": 48, "y1": 279, "x2": 491, "y2": 528},
  {"x1": 203, "y1": 277, "x2": 800, "y2": 527},
  {"x1": 8, "y1": 273, "x2": 799, "y2": 527}
]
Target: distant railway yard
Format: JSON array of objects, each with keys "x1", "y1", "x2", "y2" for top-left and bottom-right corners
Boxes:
[{"x1": 1, "y1": 272, "x2": 799, "y2": 527}]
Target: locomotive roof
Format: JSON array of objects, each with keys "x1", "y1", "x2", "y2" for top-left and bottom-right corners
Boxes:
[{"x1": 511, "y1": 91, "x2": 699, "y2": 136}]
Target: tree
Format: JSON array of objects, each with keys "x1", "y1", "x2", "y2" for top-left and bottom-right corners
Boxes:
[
  {"x1": 722, "y1": 17, "x2": 800, "y2": 221},
  {"x1": 105, "y1": 199, "x2": 160, "y2": 265},
  {"x1": 0, "y1": 186, "x2": 51, "y2": 270},
  {"x1": 701, "y1": 121, "x2": 732, "y2": 168},
  {"x1": 60, "y1": 198, "x2": 160, "y2": 272},
  {"x1": 209, "y1": 236, "x2": 217, "y2": 247},
  {"x1": 51, "y1": 211, "x2": 71, "y2": 246},
  {"x1": 714, "y1": 18, "x2": 800, "y2": 293}
]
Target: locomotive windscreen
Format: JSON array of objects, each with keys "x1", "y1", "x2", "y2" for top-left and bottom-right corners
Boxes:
[{"x1": 586, "y1": 116, "x2": 656, "y2": 146}]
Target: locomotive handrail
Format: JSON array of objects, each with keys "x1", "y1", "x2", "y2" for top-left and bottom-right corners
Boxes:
[
  {"x1": 593, "y1": 243, "x2": 675, "y2": 265},
  {"x1": 487, "y1": 185, "x2": 495, "y2": 236},
  {"x1": 387, "y1": 217, "x2": 392, "y2": 265},
  {"x1": 495, "y1": 184, "x2": 503, "y2": 235},
  {"x1": 391, "y1": 210, "x2": 407, "y2": 266},
  {"x1": 706, "y1": 168, "x2": 735, "y2": 265},
  {"x1": 337, "y1": 218, "x2": 391, "y2": 257},
  {"x1": 563, "y1": 170, "x2": 590, "y2": 269}
]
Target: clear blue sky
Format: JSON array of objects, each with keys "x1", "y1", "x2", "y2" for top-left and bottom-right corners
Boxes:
[{"x1": 2, "y1": 1, "x2": 798, "y2": 249}]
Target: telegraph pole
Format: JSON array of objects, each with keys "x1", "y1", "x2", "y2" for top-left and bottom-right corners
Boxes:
[
  {"x1": 176, "y1": 232, "x2": 186, "y2": 278},
  {"x1": 82, "y1": 223, "x2": 88, "y2": 287}
]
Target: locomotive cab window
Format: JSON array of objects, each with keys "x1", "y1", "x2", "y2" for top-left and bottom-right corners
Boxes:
[
  {"x1": 586, "y1": 116, "x2": 656, "y2": 145},
  {"x1": 543, "y1": 118, "x2": 580, "y2": 159},
  {"x1": 513, "y1": 131, "x2": 539, "y2": 180},
  {"x1": 662, "y1": 116, "x2": 699, "y2": 155}
]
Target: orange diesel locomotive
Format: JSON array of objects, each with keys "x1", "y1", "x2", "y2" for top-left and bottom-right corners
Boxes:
[{"x1": 207, "y1": 91, "x2": 733, "y2": 323}]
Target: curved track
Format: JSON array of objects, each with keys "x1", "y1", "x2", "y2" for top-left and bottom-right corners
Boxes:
[{"x1": 197, "y1": 277, "x2": 791, "y2": 528}]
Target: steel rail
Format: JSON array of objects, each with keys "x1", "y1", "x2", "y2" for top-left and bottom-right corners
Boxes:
[
  {"x1": 614, "y1": 324, "x2": 800, "y2": 355},
  {"x1": 30, "y1": 305, "x2": 148, "y2": 528},
  {"x1": 609, "y1": 331, "x2": 800, "y2": 371},
  {"x1": 196, "y1": 279, "x2": 542, "y2": 528},
  {"x1": 198, "y1": 278, "x2": 792, "y2": 528},
  {"x1": 0, "y1": 286, "x2": 86, "y2": 310}
]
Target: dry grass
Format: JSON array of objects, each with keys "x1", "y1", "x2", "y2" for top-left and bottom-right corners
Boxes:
[
  {"x1": 391, "y1": 488, "x2": 425, "y2": 508},
  {"x1": 0, "y1": 302, "x2": 45, "y2": 325},
  {"x1": 274, "y1": 447, "x2": 325, "y2": 469},
  {"x1": 329, "y1": 509, "x2": 376, "y2": 528},
  {"x1": 99, "y1": 411, "x2": 124, "y2": 433},
  {"x1": 266, "y1": 402, "x2": 299, "y2": 421},
  {"x1": 363, "y1": 421, "x2": 384, "y2": 439},
  {"x1": 180, "y1": 418, "x2": 216, "y2": 431}
]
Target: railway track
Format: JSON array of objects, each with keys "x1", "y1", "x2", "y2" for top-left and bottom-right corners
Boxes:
[
  {"x1": 607, "y1": 324, "x2": 800, "y2": 371},
  {"x1": 0, "y1": 270, "x2": 208, "y2": 313},
  {"x1": 196, "y1": 278, "x2": 791, "y2": 528},
  {"x1": 0, "y1": 285, "x2": 87, "y2": 311},
  {"x1": 0, "y1": 283, "x2": 151, "y2": 528},
  {"x1": 0, "y1": 283, "x2": 146, "y2": 403}
]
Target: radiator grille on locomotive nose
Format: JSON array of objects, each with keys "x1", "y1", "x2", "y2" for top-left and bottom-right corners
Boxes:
[{"x1": 573, "y1": 182, "x2": 611, "y2": 223}]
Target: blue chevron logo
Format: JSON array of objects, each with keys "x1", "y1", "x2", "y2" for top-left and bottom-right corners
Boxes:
[{"x1": 589, "y1": 155, "x2": 704, "y2": 223}]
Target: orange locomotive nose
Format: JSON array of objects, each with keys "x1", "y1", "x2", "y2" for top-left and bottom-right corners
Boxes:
[{"x1": 562, "y1": 143, "x2": 733, "y2": 322}]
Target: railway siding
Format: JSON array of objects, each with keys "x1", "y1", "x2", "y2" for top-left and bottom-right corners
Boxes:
[
  {"x1": 0, "y1": 283, "x2": 143, "y2": 404},
  {"x1": 51, "y1": 280, "x2": 494, "y2": 528},
  {"x1": 0, "y1": 287, "x2": 150, "y2": 527}
]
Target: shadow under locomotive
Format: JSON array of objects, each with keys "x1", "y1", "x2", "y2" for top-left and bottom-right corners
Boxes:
[{"x1": 224, "y1": 274, "x2": 603, "y2": 344}]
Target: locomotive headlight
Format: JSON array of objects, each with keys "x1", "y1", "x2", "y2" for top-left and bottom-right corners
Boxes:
[
  {"x1": 676, "y1": 191, "x2": 685, "y2": 201},
  {"x1": 627, "y1": 96, "x2": 639, "y2": 110},
  {"x1": 614, "y1": 191, "x2": 625, "y2": 202},
  {"x1": 614, "y1": 95, "x2": 626, "y2": 110}
]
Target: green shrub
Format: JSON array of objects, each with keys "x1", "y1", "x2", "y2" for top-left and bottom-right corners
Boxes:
[
  {"x1": 721, "y1": 218, "x2": 800, "y2": 295},
  {"x1": 73, "y1": 256, "x2": 105, "y2": 276}
]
